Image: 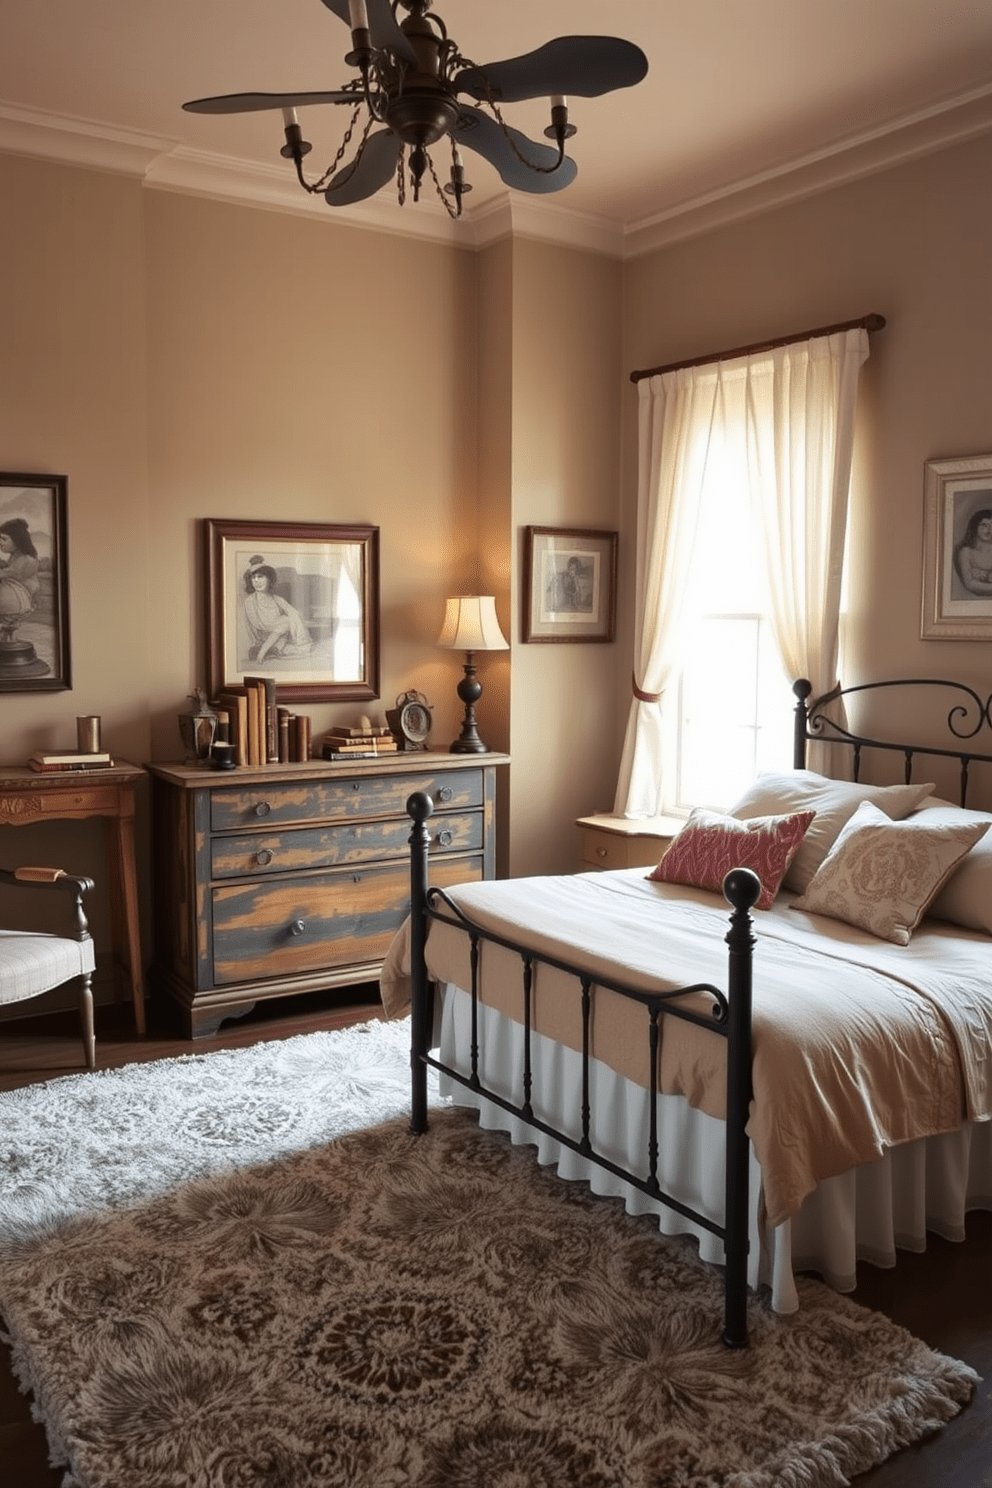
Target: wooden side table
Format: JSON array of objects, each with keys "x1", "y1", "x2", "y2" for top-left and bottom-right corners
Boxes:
[
  {"x1": 576, "y1": 812, "x2": 684, "y2": 872},
  {"x1": 0, "y1": 760, "x2": 146, "y2": 1034}
]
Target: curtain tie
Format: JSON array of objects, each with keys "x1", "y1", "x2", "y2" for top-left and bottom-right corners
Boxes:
[{"x1": 632, "y1": 676, "x2": 661, "y2": 704}]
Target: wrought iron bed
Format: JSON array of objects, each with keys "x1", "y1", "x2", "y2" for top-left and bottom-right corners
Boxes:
[{"x1": 402, "y1": 677, "x2": 992, "y2": 1349}]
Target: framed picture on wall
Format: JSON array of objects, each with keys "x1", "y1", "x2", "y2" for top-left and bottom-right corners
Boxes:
[
  {"x1": 205, "y1": 518, "x2": 380, "y2": 701},
  {"x1": 522, "y1": 526, "x2": 618, "y2": 643},
  {"x1": 0, "y1": 472, "x2": 71, "y2": 693},
  {"x1": 921, "y1": 453, "x2": 992, "y2": 639}
]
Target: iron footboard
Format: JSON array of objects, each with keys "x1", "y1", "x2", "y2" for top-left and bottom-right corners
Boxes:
[{"x1": 405, "y1": 789, "x2": 760, "y2": 1349}]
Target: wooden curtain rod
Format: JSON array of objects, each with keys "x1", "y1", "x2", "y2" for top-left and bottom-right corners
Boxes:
[{"x1": 629, "y1": 312, "x2": 886, "y2": 384}]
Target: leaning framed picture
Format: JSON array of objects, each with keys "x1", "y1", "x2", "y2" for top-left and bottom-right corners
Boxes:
[
  {"x1": 0, "y1": 472, "x2": 71, "y2": 693},
  {"x1": 522, "y1": 526, "x2": 617, "y2": 643},
  {"x1": 205, "y1": 518, "x2": 380, "y2": 701},
  {"x1": 921, "y1": 454, "x2": 992, "y2": 639}
]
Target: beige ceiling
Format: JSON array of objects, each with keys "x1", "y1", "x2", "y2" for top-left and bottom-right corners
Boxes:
[{"x1": 2, "y1": 0, "x2": 991, "y2": 250}]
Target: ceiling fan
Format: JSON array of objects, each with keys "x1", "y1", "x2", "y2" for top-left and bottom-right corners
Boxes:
[{"x1": 183, "y1": 0, "x2": 648, "y2": 218}]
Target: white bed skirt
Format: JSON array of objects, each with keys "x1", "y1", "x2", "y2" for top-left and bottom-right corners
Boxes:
[{"x1": 435, "y1": 983, "x2": 992, "y2": 1314}]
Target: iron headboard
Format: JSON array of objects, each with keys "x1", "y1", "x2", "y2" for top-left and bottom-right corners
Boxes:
[{"x1": 792, "y1": 677, "x2": 992, "y2": 808}]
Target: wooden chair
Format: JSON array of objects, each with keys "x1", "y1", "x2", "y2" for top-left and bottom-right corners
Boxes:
[{"x1": 0, "y1": 866, "x2": 97, "y2": 1069}]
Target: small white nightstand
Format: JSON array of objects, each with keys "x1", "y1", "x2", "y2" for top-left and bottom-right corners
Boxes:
[{"x1": 575, "y1": 812, "x2": 684, "y2": 872}]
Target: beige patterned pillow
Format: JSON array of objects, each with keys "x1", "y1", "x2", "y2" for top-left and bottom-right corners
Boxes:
[
  {"x1": 792, "y1": 799, "x2": 990, "y2": 945},
  {"x1": 728, "y1": 770, "x2": 935, "y2": 895}
]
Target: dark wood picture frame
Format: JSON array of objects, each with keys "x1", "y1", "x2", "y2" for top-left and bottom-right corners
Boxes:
[
  {"x1": 0, "y1": 472, "x2": 71, "y2": 693},
  {"x1": 522, "y1": 525, "x2": 617, "y2": 643},
  {"x1": 205, "y1": 518, "x2": 380, "y2": 702},
  {"x1": 921, "y1": 453, "x2": 992, "y2": 639}
]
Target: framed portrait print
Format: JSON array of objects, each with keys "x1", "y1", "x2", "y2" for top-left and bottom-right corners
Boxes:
[
  {"x1": 205, "y1": 518, "x2": 380, "y2": 701},
  {"x1": 921, "y1": 454, "x2": 992, "y2": 639},
  {"x1": 522, "y1": 526, "x2": 617, "y2": 643},
  {"x1": 0, "y1": 472, "x2": 71, "y2": 693}
]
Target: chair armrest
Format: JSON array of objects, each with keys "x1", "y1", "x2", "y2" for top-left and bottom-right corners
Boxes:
[{"x1": 0, "y1": 866, "x2": 95, "y2": 940}]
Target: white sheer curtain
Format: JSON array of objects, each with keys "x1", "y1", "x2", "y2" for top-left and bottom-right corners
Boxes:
[
  {"x1": 742, "y1": 328, "x2": 869, "y2": 761},
  {"x1": 615, "y1": 327, "x2": 871, "y2": 816},
  {"x1": 612, "y1": 367, "x2": 721, "y2": 817}
]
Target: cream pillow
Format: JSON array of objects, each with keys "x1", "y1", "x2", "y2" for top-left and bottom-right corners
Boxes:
[
  {"x1": 911, "y1": 800, "x2": 992, "y2": 936},
  {"x1": 728, "y1": 770, "x2": 935, "y2": 895},
  {"x1": 791, "y1": 799, "x2": 989, "y2": 945}
]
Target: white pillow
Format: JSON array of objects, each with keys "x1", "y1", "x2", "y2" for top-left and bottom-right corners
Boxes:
[
  {"x1": 791, "y1": 799, "x2": 989, "y2": 945},
  {"x1": 728, "y1": 770, "x2": 936, "y2": 894},
  {"x1": 911, "y1": 800, "x2": 992, "y2": 935}
]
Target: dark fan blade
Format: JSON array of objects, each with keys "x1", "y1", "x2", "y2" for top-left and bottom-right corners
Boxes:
[
  {"x1": 324, "y1": 129, "x2": 402, "y2": 205},
  {"x1": 319, "y1": 0, "x2": 417, "y2": 64},
  {"x1": 454, "y1": 36, "x2": 648, "y2": 103},
  {"x1": 456, "y1": 107, "x2": 577, "y2": 194},
  {"x1": 183, "y1": 90, "x2": 358, "y2": 115}
]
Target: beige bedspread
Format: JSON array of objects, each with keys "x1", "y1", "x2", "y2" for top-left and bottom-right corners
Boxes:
[{"x1": 380, "y1": 869, "x2": 992, "y2": 1227}]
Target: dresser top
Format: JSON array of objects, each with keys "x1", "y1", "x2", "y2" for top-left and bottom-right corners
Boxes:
[{"x1": 147, "y1": 750, "x2": 510, "y2": 788}]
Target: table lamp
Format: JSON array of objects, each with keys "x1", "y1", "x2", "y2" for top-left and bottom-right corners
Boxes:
[{"x1": 437, "y1": 595, "x2": 508, "y2": 753}]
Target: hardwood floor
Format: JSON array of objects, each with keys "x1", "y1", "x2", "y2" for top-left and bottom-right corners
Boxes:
[{"x1": 1, "y1": 992, "x2": 989, "y2": 1486}]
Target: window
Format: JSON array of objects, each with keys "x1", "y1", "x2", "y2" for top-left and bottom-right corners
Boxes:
[{"x1": 659, "y1": 432, "x2": 793, "y2": 815}]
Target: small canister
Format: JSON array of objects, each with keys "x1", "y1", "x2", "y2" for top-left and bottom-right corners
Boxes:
[{"x1": 76, "y1": 716, "x2": 102, "y2": 753}]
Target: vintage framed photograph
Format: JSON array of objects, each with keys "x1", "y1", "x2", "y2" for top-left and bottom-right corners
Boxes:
[
  {"x1": 522, "y1": 526, "x2": 617, "y2": 643},
  {"x1": 205, "y1": 518, "x2": 380, "y2": 701},
  {"x1": 921, "y1": 454, "x2": 992, "y2": 639},
  {"x1": 0, "y1": 472, "x2": 71, "y2": 693}
]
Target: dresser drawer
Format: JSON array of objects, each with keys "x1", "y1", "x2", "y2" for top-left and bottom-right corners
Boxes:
[
  {"x1": 210, "y1": 810, "x2": 483, "y2": 880},
  {"x1": 209, "y1": 770, "x2": 483, "y2": 831},
  {"x1": 211, "y1": 854, "x2": 483, "y2": 985}
]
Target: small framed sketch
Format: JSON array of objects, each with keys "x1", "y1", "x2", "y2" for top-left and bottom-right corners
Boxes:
[
  {"x1": 0, "y1": 472, "x2": 71, "y2": 693},
  {"x1": 205, "y1": 518, "x2": 380, "y2": 701},
  {"x1": 523, "y1": 526, "x2": 617, "y2": 643},
  {"x1": 921, "y1": 454, "x2": 992, "y2": 639}
]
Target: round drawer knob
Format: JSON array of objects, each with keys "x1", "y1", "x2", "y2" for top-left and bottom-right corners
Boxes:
[
  {"x1": 289, "y1": 919, "x2": 306, "y2": 936},
  {"x1": 436, "y1": 786, "x2": 453, "y2": 803},
  {"x1": 597, "y1": 846, "x2": 608, "y2": 857},
  {"x1": 437, "y1": 828, "x2": 453, "y2": 847},
  {"x1": 254, "y1": 801, "x2": 271, "y2": 817},
  {"x1": 255, "y1": 848, "x2": 273, "y2": 867}
]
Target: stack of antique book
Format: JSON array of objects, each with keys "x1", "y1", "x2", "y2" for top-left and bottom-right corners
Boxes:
[{"x1": 321, "y1": 723, "x2": 398, "y2": 762}]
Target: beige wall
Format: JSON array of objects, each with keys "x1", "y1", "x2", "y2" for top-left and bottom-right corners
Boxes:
[
  {"x1": 506, "y1": 237, "x2": 622, "y2": 874},
  {"x1": 620, "y1": 132, "x2": 992, "y2": 784}
]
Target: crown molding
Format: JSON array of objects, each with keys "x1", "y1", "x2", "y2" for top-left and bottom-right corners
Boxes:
[
  {"x1": 0, "y1": 102, "x2": 175, "y2": 177},
  {"x1": 623, "y1": 83, "x2": 992, "y2": 258},
  {"x1": 3, "y1": 86, "x2": 991, "y2": 260}
]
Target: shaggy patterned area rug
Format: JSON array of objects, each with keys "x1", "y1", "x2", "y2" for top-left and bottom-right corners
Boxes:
[
  {"x1": 0, "y1": 1017, "x2": 442, "y2": 1245},
  {"x1": 0, "y1": 1104, "x2": 977, "y2": 1488}
]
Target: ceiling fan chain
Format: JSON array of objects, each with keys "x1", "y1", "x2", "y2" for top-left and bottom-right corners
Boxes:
[{"x1": 297, "y1": 105, "x2": 369, "y2": 194}]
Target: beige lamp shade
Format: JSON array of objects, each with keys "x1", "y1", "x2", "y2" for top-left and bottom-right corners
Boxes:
[{"x1": 437, "y1": 595, "x2": 508, "y2": 652}]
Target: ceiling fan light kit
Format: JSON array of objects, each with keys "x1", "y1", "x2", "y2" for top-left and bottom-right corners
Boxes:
[{"x1": 184, "y1": 0, "x2": 647, "y2": 219}]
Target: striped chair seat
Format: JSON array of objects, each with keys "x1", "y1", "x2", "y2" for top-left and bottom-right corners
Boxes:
[{"x1": 0, "y1": 929, "x2": 97, "y2": 1006}]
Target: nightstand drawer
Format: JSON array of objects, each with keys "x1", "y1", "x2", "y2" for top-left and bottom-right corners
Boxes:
[
  {"x1": 210, "y1": 811, "x2": 483, "y2": 879},
  {"x1": 578, "y1": 827, "x2": 667, "y2": 871},
  {"x1": 576, "y1": 814, "x2": 682, "y2": 873}
]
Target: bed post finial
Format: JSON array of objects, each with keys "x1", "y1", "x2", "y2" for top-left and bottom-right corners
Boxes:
[
  {"x1": 793, "y1": 679, "x2": 812, "y2": 769},
  {"x1": 407, "y1": 791, "x2": 435, "y2": 1136}
]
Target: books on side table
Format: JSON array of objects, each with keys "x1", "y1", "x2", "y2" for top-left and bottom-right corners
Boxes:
[{"x1": 28, "y1": 751, "x2": 115, "y2": 773}]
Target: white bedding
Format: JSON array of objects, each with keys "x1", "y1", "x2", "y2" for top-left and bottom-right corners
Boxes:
[{"x1": 380, "y1": 868, "x2": 992, "y2": 1229}]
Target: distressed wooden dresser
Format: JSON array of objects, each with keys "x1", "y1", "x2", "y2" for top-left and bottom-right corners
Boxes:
[{"x1": 148, "y1": 752, "x2": 508, "y2": 1037}]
